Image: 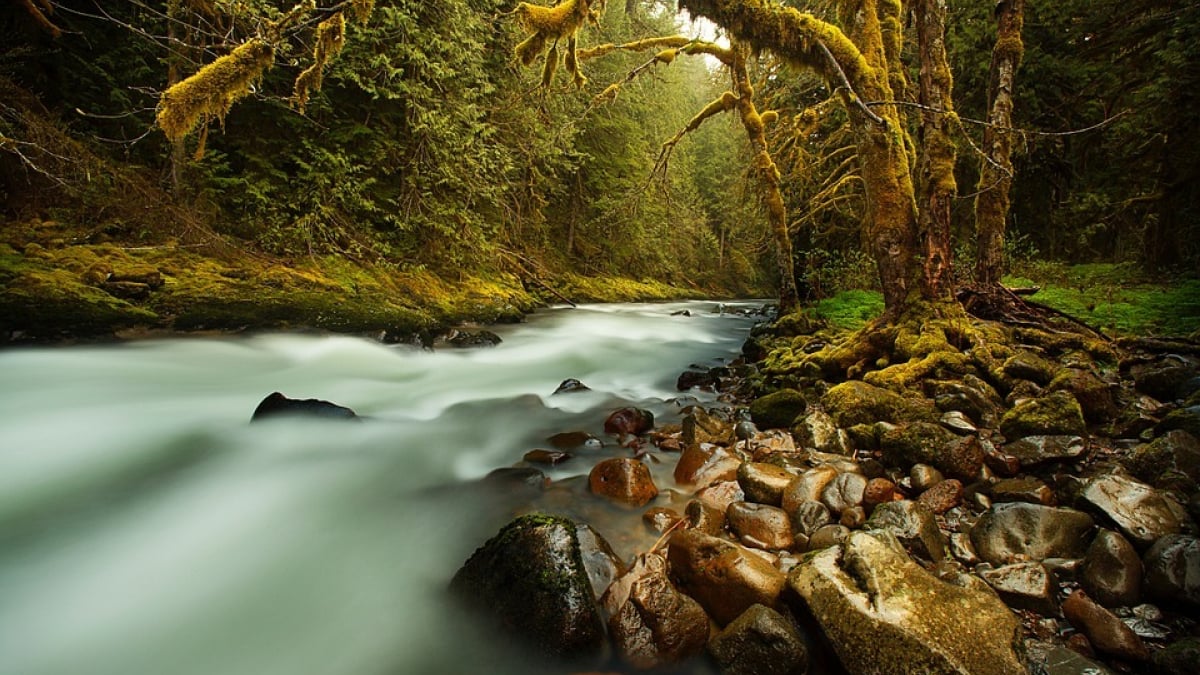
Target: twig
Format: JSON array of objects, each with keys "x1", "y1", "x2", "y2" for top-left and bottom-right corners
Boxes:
[{"x1": 815, "y1": 40, "x2": 886, "y2": 127}]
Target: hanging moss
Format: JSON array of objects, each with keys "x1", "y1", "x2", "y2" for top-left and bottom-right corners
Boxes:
[
  {"x1": 511, "y1": 0, "x2": 605, "y2": 85},
  {"x1": 294, "y1": 12, "x2": 347, "y2": 111},
  {"x1": 348, "y1": 0, "x2": 375, "y2": 25},
  {"x1": 156, "y1": 38, "x2": 275, "y2": 143},
  {"x1": 541, "y1": 44, "x2": 560, "y2": 88}
]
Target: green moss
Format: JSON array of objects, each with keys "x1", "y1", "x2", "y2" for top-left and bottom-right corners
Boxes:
[
  {"x1": 999, "y1": 391, "x2": 1087, "y2": 439},
  {"x1": 812, "y1": 290, "x2": 885, "y2": 330},
  {"x1": 749, "y1": 388, "x2": 807, "y2": 429}
]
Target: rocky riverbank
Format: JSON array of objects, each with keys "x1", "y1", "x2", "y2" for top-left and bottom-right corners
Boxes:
[{"x1": 449, "y1": 311, "x2": 1200, "y2": 674}]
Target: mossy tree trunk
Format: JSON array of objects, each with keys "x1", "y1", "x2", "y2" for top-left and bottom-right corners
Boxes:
[
  {"x1": 974, "y1": 0, "x2": 1025, "y2": 286},
  {"x1": 915, "y1": 0, "x2": 958, "y2": 300},
  {"x1": 730, "y1": 43, "x2": 799, "y2": 314},
  {"x1": 680, "y1": 0, "x2": 921, "y2": 320}
]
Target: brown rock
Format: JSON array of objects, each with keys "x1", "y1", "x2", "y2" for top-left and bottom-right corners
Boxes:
[
  {"x1": 668, "y1": 530, "x2": 786, "y2": 625},
  {"x1": 708, "y1": 604, "x2": 808, "y2": 675},
  {"x1": 547, "y1": 431, "x2": 601, "y2": 451},
  {"x1": 737, "y1": 462, "x2": 794, "y2": 506},
  {"x1": 1063, "y1": 590, "x2": 1150, "y2": 661},
  {"x1": 605, "y1": 407, "x2": 654, "y2": 436},
  {"x1": 602, "y1": 554, "x2": 710, "y2": 669},
  {"x1": 863, "y1": 478, "x2": 897, "y2": 513},
  {"x1": 807, "y1": 524, "x2": 850, "y2": 551},
  {"x1": 685, "y1": 498, "x2": 725, "y2": 536},
  {"x1": 942, "y1": 435, "x2": 986, "y2": 481},
  {"x1": 910, "y1": 464, "x2": 944, "y2": 493},
  {"x1": 990, "y1": 477, "x2": 1056, "y2": 506},
  {"x1": 523, "y1": 449, "x2": 572, "y2": 465},
  {"x1": 840, "y1": 506, "x2": 867, "y2": 529},
  {"x1": 781, "y1": 465, "x2": 839, "y2": 514},
  {"x1": 916, "y1": 479, "x2": 963, "y2": 515},
  {"x1": 643, "y1": 507, "x2": 682, "y2": 533},
  {"x1": 589, "y1": 458, "x2": 658, "y2": 507},
  {"x1": 727, "y1": 502, "x2": 794, "y2": 550},
  {"x1": 682, "y1": 407, "x2": 734, "y2": 447},
  {"x1": 674, "y1": 443, "x2": 740, "y2": 489},
  {"x1": 696, "y1": 480, "x2": 745, "y2": 513}
]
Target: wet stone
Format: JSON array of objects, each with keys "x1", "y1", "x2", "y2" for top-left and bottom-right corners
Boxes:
[
  {"x1": 781, "y1": 465, "x2": 839, "y2": 514},
  {"x1": 728, "y1": 502, "x2": 794, "y2": 551},
  {"x1": 940, "y1": 410, "x2": 978, "y2": 435},
  {"x1": 547, "y1": 430, "x2": 602, "y2": 451},
  {"x1": 696, "y1": 480, "x2": 745, "y2": 513},
  {"x1": 865, "y1": 500, "x2": 946, "y2": 563},
  {"x1": 1142, "y1": 534, "x2": 1200, "y2": 607},
  {"x1": 839, "y1": 505, "x2": 867, "y2": 529},
  {"x1": 863, "y1": 477, "x2": 896, "y2": 513},
  {"x1": 979, "y1": 562, "x2": 1060, "y2": 615},
  {"x1": 682, "y1": 407, "x2": 734, "y2": 447},
  {"x1": 642, "y1": 507, "x2": 682, "y2": 533},
  {"x1": 1152, "y1": 636, "x2": 1200, "y2": 675},
  {"x1": 807, "y1": 524, "x2": 850, "y2": 551},
  {"x1": 1080, "y1": 529, "x2": 1142, "y2": 608},
  {"x1": 792, "y1": 409, "x2": 849, "y2": 455},
  {"x1": 737, "y1": 462, "x2": 794, "y2": 506},
  {"x1": 1062, "y1": 589, "x2": 1150, "y2": 662},
  {"x1": 685, "y1": 498, "x2": 725, "y2": 536},
  {"x1": 577, "y1": 523, "x2": 625, "y2": 601},
  {"x1": 589, "y1": 457, "x2": 658, "y2": 507},
  {"x1": 788, "y1": 500, "x2": 832, "y2": 538},
  {"x1": 1000, "y1": 391, "x2": 1087, "y2": 440},
  {"x1": 970, "y1": 502, "x2": 1095, "y2": 565},
  {"x1": 910, "y1": 463, "x2": 944, "y2": 493},
  {"x1": 523, "y1": 449, "x2": 572, "y2": 465},
  {"x1": 674, "y1": 443, "x2": 741, "y2": 489},
  {"x1": 604, "y1": 407, "x2": 655, "y2": 436},
  {"x1": 668, "y1": 530, "x2": 787, "y2": 625},
  {"x1": 1079, "y1": 472, "x2": 1184, "y2": 547},
  {"x1": 949, "y1": 532, "x2": 980, "y2": 566},
  {"x1": 1024, "y1": 641, "x2": 1117, "y2": 675},
  {"x1": 820, "y1": 472, "x2": 867, "y2": 515},
  {"x1": 602, "y1": 554, "x2": 710, "y2": 669},
  {"x1": 990, "y1": 477, "x2": 1056, "y2": 506},
  {"x1": 552, "y1": 378, "x2": 590, "y2": 394},
  {"x1": 708, "y1": 604, "x2": 808, "y2": 675},
  {"x1": 916, "y1": 478, "x2": 963, "y2": 515}
]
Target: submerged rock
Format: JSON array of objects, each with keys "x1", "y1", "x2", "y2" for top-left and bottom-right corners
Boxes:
[
  {"x1": 789, "y1": 530, "x2": 1024, "y2": 675},
  {"x1": 708, "y1": 604, "x2": 808, "y2": 675},
  {"x1": 250, "y1": 391, "x2": 358, "y2": 422},
  {"x1": 552, "y1": 378, "x2": 590, "y2": 394},
  {"x1": 605, "y1": 407, "x2": 655, "y2": 436},
  {"x1": 449, "y1": 514, "x2": 606, "y2": 659}
]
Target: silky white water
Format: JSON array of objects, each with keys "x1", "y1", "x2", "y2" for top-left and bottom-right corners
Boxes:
[{"x1": 0, "y1": 301, "x2": 761, "y2": 675}]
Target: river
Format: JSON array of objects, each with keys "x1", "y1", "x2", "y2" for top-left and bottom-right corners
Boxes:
[{"x1": 0, "y1": 300, "x2": 762, "y2": 675}]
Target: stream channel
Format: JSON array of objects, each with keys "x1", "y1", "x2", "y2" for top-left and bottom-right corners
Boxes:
[{"x1": 0, "y1": 300, "x2": 763, "y2": 675}]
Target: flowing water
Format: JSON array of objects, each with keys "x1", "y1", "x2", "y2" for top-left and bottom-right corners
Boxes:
[{"x1": 0, "y1": 301, "x2": 762, "y2": 675}]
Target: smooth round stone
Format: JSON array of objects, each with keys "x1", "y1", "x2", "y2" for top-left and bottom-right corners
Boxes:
[
  {"x1": 863, "y1": 477, "x2": 897, "y2": 512},
  {"x1": 990, "y1": 477, "x2": 1056, "y2": 506},
  {"x1": 911, "y1": 464, "x2": 944, "y2": 492},
  {"x1": 1080, "y1": 473, "x2": 1184, "y2": 547},
  {"x1": 807, "y1": 524, "x2": 850, "y2": 551},
  {"x1": 737, "y1": 462, "x2": 795, "y2": 506},
  {"x1": 728, "y1": 502, "x2": 794, "y2": 550},
  {"x1": 820, "y1": 472, "x2": 867, "y2": 515},
  {"x1": 788, "y1": 500, "x2": 832, "y2": 537},
  {"x1": 969, "y1": 502, "x2": 1095, "y2": 565},
  {"x1": 781, "y1": 465, "x2": 839, "y2": 513},
  {"x1": 1080, "y1": 529, "x2": 1143, "y2": 607},
  {"x1": 1063, "y1": 589, "x2": 1150, "y2": 662},
  {"x1": 840, "y1": 505, "x2": 867, "y2": 529},
  {"x1": 589, "y1": 457, "x2": 659, "y2": 506}
]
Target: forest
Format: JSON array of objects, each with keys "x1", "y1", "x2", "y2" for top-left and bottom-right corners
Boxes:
[{"x1": 1, "y1": 0, "x2": 1196, "y2": 342}]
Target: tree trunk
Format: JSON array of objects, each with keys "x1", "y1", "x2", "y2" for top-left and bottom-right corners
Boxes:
[
  {"x1": 679, "y1": 0, "x2": 922, "y2": 320},
  {"x1": 730, "y1": 43, "x2": 798, "y2": 314},
  {"x1": 975, "y1": 0, "x2": 1025, "y2": 286},
  {"x1": 915, "y1": 0, "x2": 957, "y2": 300}
]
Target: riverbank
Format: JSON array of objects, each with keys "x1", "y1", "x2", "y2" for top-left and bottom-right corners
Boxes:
[{"x1": 0, "y1": 217, "x2": 745, "y2": 344}]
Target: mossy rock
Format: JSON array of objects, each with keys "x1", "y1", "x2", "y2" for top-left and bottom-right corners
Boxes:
[
  {"x1": 821, "y1": 381, "x2": 935, "y2": 428},
  {"x1": 878, "y1": 422, "x2": 955, "y2": 471},
  {"x1": 749, "y1": 389, "x2": 807, "y2": 430},
  {"x1": 999, "y1": 391, "x2": 1087, "y2": 439},
  {"x1": 772, "y1": 310, "x2": 826, "y2": 337},
  {"x1": 1047, "y1": 369, "x2": 1116, "y2": 424},
  {"x1": 1159, "y1": 406, "x2": 1200, "y2": 438},
  {"x1": 1000, "y1": 351, "x2": 1058, "y2": 386}
]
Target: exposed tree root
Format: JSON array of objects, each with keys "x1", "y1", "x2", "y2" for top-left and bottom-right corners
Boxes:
[{"x1": 957, "y1": 282, "x2": 1111, "y2": 342}]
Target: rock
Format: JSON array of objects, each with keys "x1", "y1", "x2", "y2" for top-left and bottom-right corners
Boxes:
[
  {"x1": 1002, "y1": 351, "x2": 1058, "y2": 386},
  {"x1": 940, "y1": 410, "x2": 977, "y2": 435},
  {"x1": 103, "y1": 280, "x2": 152, "y2": 300},
  {"x1": 822, "y1": 380, "x2": 935, "y2": 427},
  {"x1": 675, "y1": 443, "x2": 741, "y2": 489},
  {"x1": 820, "y1": 472, "x2": 867, "y2": 516},
  {"x1": 523, "y1": 449, "x2": 572, "y2": 465},
  {"x1": 924, "y1": 377, "x2": 1004, "y2": 428},
  {"x1": 602, "y1": 554, "x2": 710, "y2": 669},
  {"x1": 577, "y1": 523, "x2": 625, "y2": 600},
  {"x1": 840, "y1": 506, "x2": 867, "y2": 529},
  {"x1": 250, "y1": 391, "x2": 358, "y2": 421},
  {"x1": 1062, "y1": 590, "x2": 1150, "y2": 662},
  {"x1": 677, "y1": 369, "x2": 715, "y2": 391},
  {"x1": 449, "y1": 515, "x2": 605, "y2": 659},
  {"x1": 1142, "y1": 534, "x2": 1200, "y2": 607},
  {"x1": 745, "y1": 429, "x2": 797, "y2": 460},
  {"x1": 1048, "y1": 369, "x2": 1117, "y2": 424},
  {"x1": 807, "y1": 524, "x2": 849, "y2": 551},
  {"x1": 781, "y1": 465, "x2": 839, "y2": 513},
  {"x1": 1024, "y1": 641, "x2": 1117, "y2": 675},
  {"x1": 981, "y1": 441, "x2": 1022, "y2": 477},
  {"x1": 990, "y1": 477, "x2": 1056, "y2": 506},
  {"x1": 605, "y1": 407, "x2": 655, "y2": 436},
  {"x1": 978, "y1": 562, "x2": 1059, "y2": 614},
  {"x1": 1153, "y1": 637, "x2": 1200, "y2": 675},
  {"x1": 1125, "y1": 429, "x2": 1200, "y2": 492},
  {"x1": 708, "y1": 604, "x2": 808, "y2": 675},
  {"x1": 445, "y1": 329, "x2": 502, "y2": 347},
  {"x1": 863, "y1": 477, "x2": 897, "y2": 513},
  {"x1": 481, "y1": 467, "x2": 547, "y2": 492},
  {"x1": 667, "y1": 530, "x2": 786, "y2": 625},
  {"x1": 552, "y1": 378, "x2": 590, "y2": 394},
  {"x1": 589, "y1": 458, "x2": 658, "y2": 507},
  {"x1": 789, "y1": 530, "x2": 1024, "y2": 675},
  {"x1": 109, "y1": 266, "x2": 164, "y2": 288},
  {"x1": 1080, "y1": 529, "x2": 1142, "y2": 607},
  {"x1": 737, "y1": 462, "x2": 794, "y2": 506},
  {"x1": 685, "y1": 498, "x2": 726, "y2": 536},
  {"x1": 1000, "y1": 391, "x2": 1087, "y2": 438},
  {"x1": 942, "y1": 435, "x2": 986, "y2": 482},
  {"x1": 911, "y1": 464, "x2": 945, "y2": 492},
  {"x1": 1134, "y1": 361, "x2": 1194, "y2": 402},
  {"x1": 788, "y1": 500, "x2": 832, "y2": 538},
  {"x1": 1158, "y1": 405, "x2": 1200, "y2": 437},
  {"x1": 749, "y1": 389, "x2": 807, "y2": 429},
  {"x1": 682, "y1": 407, "x2": 735, "y2": 447},
  {"x1": 696, "y1": 480, "x2": 746, "y2": 513},
  {"x1": 1079, "y1": 472, "x2": 1184, "y2": 547},
  {"x1": 547, "y1": 431, "x2": 601, "y2": 451},
  {"x1": 865, "y1": 500, "x2": 946, "y2": 563},
  {"x1": 643, "y1": 507, "x2": 682, "y2": 533},
  {"x1": 1003, "y1": 435, "x2": 1087, "y2": 467},
  {"x1": 880, "y1": 423, "x2": 981, "y2": 481},
  {"x1": 970, "y1": 503, "x2": 1095, "y2": 565},
  {"x1": 949, "y1": 533, "x2": 980, "y2": 566},
  {"x1": 1005, "y1": 379, "x2": 1044, "y2": 406},
  {"x1": 792, "y1": 409, "x2": 849, "y2": 455},
  {"x1": 728, "y1": 502, "x2": 794, "y2": 550},
  {"x1": 917, "y1": 479, "x2": 963, "y2": 515}
]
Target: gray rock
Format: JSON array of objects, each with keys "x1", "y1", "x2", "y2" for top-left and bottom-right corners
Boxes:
[
  {"x1": 788, "y1": 500, "x2": 832, "y2": 538},
  {"x1": 865, "y1": 500, "x2": 947, "y2": 563},
  {"x1": 807, "y1": 524, "x2": 850, "y2": 551},
  {"x1": 1126, "y1": 429, "x2": 1200, "y2": 492},
  {"x1": 789, "y1": 531, "x2": 1024, "y2": 675},
  {"x1": 911, "y1": 463, "x2": 945, "y2": 492},
  {"x1": 1142, "y1": 534, "x2": 1200, "y2": 607},
  {"x1": 577, "y1": 523, "x2": 625, "y2": 601},
  {"x1": 979, "y1": 562, "x2": 1060, "y2": 615},
  {"x1": 949, "y1": 532, "x2": 980, "y2": 566},
  {"x1": 602, "y1": 553, "x2": 709, "y2": 669},
  {"x1": 940, "y1": 410, "x2": 978, "y2": 435},
  {"x1": 1024, "y1": 640, "x2": 1116, "y2": 675},
  {"x1": 449, "y1": 514, "x2": 605, "y2": 659},
  {"x1": 792, "y1": 409, "x2": 849, "y2": 455},
  {"x1": 1079, "y1": 472, "x2": 1185, "y2": 547},
  {"x1": 708, "y1": 604, "x2": 808, "y2": 675},
  {"x1": 1133, "y1": 361, "x2": 1195, "y2": 402},
  {"x1": 1003, "y1": 435, "x2": 1087, "y2": 467},
  {"x1": 1080, "y1": 529, "x2": 1142, "y2": 607},
  {"x1": 682, "y1": 407, "x2": 735, "y2": 447},
  {"x1": 820, "y1": 472, "x2": 867, "y2": 515},
  {"x1": 970, "y1": 503, "x2": 1095, "y2": 565},
  {"x1": 924, "y1": 377, "x2": 1004, "y2": 428}
]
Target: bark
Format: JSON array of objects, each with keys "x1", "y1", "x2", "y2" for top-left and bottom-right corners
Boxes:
[
  {"x1": 730, "y1": 43, "x2": 798, "y2": 314},
  {"x1": 975, "y1": 0, "x2": 1025, "y2": 286},
  {"x1": 679, "y1": 0, "x2": 921, "y2": 319},
  {"x1": 915, "y1": 0, "x2": 957, "y2": 300}
]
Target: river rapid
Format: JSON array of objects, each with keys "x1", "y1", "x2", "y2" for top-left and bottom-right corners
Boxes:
[{"x1": 0, "y1": 301, "x2": 762, "y2": 675}]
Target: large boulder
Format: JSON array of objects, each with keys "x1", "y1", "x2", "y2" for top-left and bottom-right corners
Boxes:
[
  {"x1": 1158, "y1": 405, "x2": 1200, "y2": 437},
  {"x1": 601, "y1": 553, "x2": 709, "y2": 669},
  {"x1": 449, "y1": 514, "x2": 606, "y2": 659},
  {"x1": 999, "y1": 391, "x2": 1087, "y2": 438},
  {"x1": 923, "y1": 377, "x2": 1004, "y2": 428},
  {"x1": 1003, "y1": 435, "x2": 1087, "y2": 467},
  {"x1": 250, "y1": 391, "x2": 358, "y2": 421},
  {"x1": 1047, "y1": 369, "x2": 1117, "y2": 424},
  {"x1": 667, "y1": 530, "x2": 786, "y2": 625},
  {"x1": 821, "y1": 380, "x2": 935, "y2": 428},
  {"x1": 737, "y1": 462, "x2": 795, "y2": 506},
  {"x1": 749, "y1": 389, "x2": 807, "y2": 430},
  {"x1": 708, "y1": 604, "x2": 808, "y2": 675},
  {"x1": 1079, "y1": 472, "x2": 1185, "y2": 547},
  {"x1": 969, "y1": 503, "x2": 1094, "y2": 565},
  {"x1": 788, "y1": 530, "x2": 1025, "y2": 675}
]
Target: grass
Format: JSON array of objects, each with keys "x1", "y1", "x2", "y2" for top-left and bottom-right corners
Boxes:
[{"x1": 811, "y1": 289, "x2": 886, "y2": 330}]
